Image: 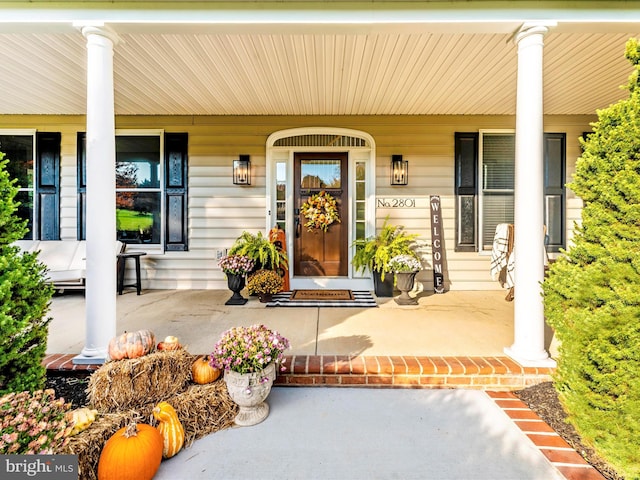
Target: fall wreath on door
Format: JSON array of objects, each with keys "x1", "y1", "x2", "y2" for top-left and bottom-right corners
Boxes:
[{"x1": 300, "y1": 191, "x2": 341, "y2": 232}]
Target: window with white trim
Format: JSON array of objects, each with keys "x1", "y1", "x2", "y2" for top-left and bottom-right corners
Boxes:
[
  {"x1": 0, "y1": 130, "x2": 60, "y2": 240},
  {"x1": 455, "y1": 131, "x2": 565, "y2": 253},
  {"x1": 78, "y1": 131, "x2": 188, "y2": 251},
  {"x1": 115, "y1": 134, "x2": 163, "y2": 245},
  {"x1": 479, "y1": 131, "x2": 515, "y2": 250}
]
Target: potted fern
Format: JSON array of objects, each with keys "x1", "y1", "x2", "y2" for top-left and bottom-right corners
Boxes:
[
  {"x1": 351, "y1": 220, "x2": 418, "y2": 297},
  {"x1": 228, "y1": 231, "x2": 288, "y2": 272}
]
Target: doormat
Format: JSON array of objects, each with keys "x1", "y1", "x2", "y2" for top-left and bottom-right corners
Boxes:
[
  {"x1": 291, "y1": 289, "x2": 354, "y2": 301},
  {"x1": 266, "y1": 290, "x2": 377, "y2": 308}
]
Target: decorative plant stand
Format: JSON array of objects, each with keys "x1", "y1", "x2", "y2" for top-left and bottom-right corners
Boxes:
[
  {"x1": 225, "y1": 274, "x2": 248, "y2": 305},
  {"x1": 395, "y1": 271, "x2": 418, "y2": 305},
  {"x1": 223, "y1": 362, "x2": 276, "y2": 426}
]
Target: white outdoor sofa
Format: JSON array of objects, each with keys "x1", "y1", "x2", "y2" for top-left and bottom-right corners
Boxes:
[{"x1": 14, "y1": 240, "x2": 125, "y2": 291}]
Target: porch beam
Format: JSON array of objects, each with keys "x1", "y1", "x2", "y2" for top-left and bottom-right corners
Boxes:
[
  {"x1": 73, "y1": 25, "x2": 119, "y2": 365},
  {"x1": 504, "y1": 24, "x2": 555, "y2": 368},
  {"x1": 1, "y1": 3, "x2": 640, "y2": 36}
]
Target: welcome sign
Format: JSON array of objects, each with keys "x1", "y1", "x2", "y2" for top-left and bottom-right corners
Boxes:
[{"x1": 430, "y1": 195, "x2": 445, "y2": 293}]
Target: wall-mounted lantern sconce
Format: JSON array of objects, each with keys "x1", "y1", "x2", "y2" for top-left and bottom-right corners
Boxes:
[
  {"x1": 391, "y1": 155, "x2": 408, "y2": 185},
  {"x1": 233, "y1": 155, "x2": 251, "y2": 185}
]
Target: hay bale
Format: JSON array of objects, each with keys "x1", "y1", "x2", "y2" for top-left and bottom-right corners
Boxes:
[
  {"x1": 165, "y1": 380, "x2": 239, "y2": 445},
  {"x1": 63, "y1": 408, "x2": 153, "y2": 480},
  {"x1": 63, "y1": 381, "x2": 238, "y2": 480},
  {"x1": 73, "y1": 356, "x2": 239, "y2": 480},
  {"x1": 88, "y1": 350, "x2": 196, "y2": 411}
]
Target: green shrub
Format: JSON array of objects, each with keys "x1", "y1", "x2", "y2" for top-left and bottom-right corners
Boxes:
[
  {"x1": 543, "y1": 39, "x2": 640, "y2": 479},
  {"x1": 0, "y1": 154, "x2": 54, "y2": 395}
]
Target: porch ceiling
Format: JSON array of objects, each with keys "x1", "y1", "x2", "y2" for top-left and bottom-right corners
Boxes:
[{"x1": 1, "y1": 23, "x2": 639, "y2": 116}]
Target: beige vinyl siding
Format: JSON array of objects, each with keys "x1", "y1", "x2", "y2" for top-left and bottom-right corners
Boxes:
[{"x1": 0, "y1": 114, "x2": 595, "y2": 290}]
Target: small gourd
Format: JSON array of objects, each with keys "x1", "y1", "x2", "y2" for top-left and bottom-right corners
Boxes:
[
  {"x1": 152, "y1": 401, "x2": 185, "y2": 459},
  {"x1": 192, "y1": 355, "x2": 221, "y2": 384},
  {"x1": 108, "y1": 329, "x2": 156, "y2": 360},
  {"x1": 98, "y1": 422, "x2": 163, "y2": 480},
  {"x1": 66, "y1": 407, "x2": 99, "y2": 436},
  {"x1": 157, "y1": 335, "x2": 182, "y2": 351}
]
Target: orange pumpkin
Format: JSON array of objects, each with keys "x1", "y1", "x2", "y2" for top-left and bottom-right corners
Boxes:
[
  {"x1": 157, "y1": 335, "x2": 182, "y2": 351},
  {"x1": 108, "y1": 329, "x2": 156, "y2": 360},
  {"x1": 97, "y1": 423, "x2": 163, "y2": 480},
  {"x1": 191, "y1": 355, "x2": 221, "y2": 384},
  {"x1": 153, "y1": 401, "x2": 185, "y2": 458}
]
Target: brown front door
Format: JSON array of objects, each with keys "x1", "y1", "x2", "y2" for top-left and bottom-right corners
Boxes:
[{"x1": 294, "y1": 152, "x2": 348, "y2": 276}]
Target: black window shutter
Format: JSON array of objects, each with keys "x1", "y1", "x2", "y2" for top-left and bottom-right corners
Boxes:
[
  {"x1": 543, "y1": 133, "x2": 566, "y2": 252},
  {"x1": 164, "y1": 133, "x2": 188, "y2": 251},
  {"x1": 77, "y1": 133, "x2": 86, "y2": 240},
  {"x1": 454, "y1": 132, "x2": 478, "y2": 251},
  {"x1": 36, "y1": 132, "x2": 61, "y2": 240}
]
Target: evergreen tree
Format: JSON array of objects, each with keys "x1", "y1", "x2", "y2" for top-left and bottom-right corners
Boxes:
[
  {"x1": 0, "y1": 153, "x2": 54, "y2": 394},
  {"x1": 543, "y1": 39, "x2": 640, "y2": 478}
]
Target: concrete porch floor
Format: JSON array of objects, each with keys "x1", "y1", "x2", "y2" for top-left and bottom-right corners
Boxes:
[{"x1": 47, "y1": 289, "x2": 557, "y2": 359}]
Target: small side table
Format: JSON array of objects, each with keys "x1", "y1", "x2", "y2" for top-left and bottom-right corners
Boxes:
[{"x1": 117, "y1": 251, "x2": 147, "y2": 295}]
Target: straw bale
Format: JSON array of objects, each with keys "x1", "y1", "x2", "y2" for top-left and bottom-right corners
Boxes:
[
  {"x1": 165, "y1": 380, "x2": 239, "y2": 445},
  {"x1": 65, "y1": 359, "x2": 239, "y2": 480},
  {"x1": 88, "y1": 350, "x2": 196, "y2": 411},
  {"x1": 64, "y1": 378, "x2": 238, "y2": 480},
  {"x1": 62, "y1": 408, "x2": 153, "y2": 480}
]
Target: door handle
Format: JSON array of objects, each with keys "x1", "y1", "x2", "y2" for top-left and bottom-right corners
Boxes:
[{"x1": 294, "y1": 209, "x2": 301, "y2": 238}]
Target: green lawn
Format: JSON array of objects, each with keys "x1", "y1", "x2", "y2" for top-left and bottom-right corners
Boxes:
[{"x1": 116, "y1": 209, "x2": 153, "y2": 231}]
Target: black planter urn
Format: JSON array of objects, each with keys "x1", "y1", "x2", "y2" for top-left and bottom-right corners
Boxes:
[
  {"x1": 372, "y1": 270, "x2": 394, "y2": 297},
  {"x1": 225, "y1": 273, "x2": 248, "y2": 305}
]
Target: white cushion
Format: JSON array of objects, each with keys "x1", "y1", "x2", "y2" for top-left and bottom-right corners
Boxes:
[
  {"x1": 35, "y1": 241, "x2": 80, "y2": 272},
  {"x1": 46, "y1": 269, "x2": 84, "y2": 283},
  {"x1": 14, "y1": 240, "x2": 39, "y2": 253}
]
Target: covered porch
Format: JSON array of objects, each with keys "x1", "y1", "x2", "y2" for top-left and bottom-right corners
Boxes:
[{"x1": 5, "y1": 1, "x2": 638, "y2": 369}]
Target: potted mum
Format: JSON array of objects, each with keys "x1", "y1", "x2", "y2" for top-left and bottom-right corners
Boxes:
[
  {"x1": 219, "y1": 254, "x2": 255, "y2": 305},
  {"x1": 389, "y1": 254, "x2": 422, "y2": 305},
  {"x1": 210, "y1": 324, "x2": 290, "y2": 426},
  {"x1": 247, "y1": 269, "x2": 283, "y2": 303}
]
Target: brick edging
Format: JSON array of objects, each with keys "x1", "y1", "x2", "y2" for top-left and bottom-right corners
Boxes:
[
  {"x1": 488, "y1": 391, "x2": 606, "y2": 480},
  {"x1": 44, "y1": 354, "x2": 553, "y2": 390}
]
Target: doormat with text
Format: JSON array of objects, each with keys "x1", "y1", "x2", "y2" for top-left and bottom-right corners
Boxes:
[
  {"x1": 291, "y1": 289, "x2": 354, "y2": 301},
  {"x1": 266, "y1": 290, "x2": 377, "y2": 308}
]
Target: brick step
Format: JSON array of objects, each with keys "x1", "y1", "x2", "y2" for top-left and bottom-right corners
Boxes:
[{"x1": 43, "y1": 354, "x2": 553, "y2": 390}]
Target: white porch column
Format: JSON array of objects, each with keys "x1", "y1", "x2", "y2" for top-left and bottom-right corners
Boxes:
[
  {"x1": 504, "y1": 25, "x2": 555, "y2": 367},
  {"x1": 74, "y1": 26, "x2": 119, "y2": 364}
]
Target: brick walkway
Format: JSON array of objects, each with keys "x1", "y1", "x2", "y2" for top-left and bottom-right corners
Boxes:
[{"x1": 43, "y1": 353, "x2": 604, "y2": 480}]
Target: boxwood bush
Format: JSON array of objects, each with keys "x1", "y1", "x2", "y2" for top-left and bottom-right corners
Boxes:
[
  {"x1": 543, "y1": 39, "x2": 640, "y2": 479},
  {"x1": 0, "y1": 153, "x2": 54, "y2": 394}
]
